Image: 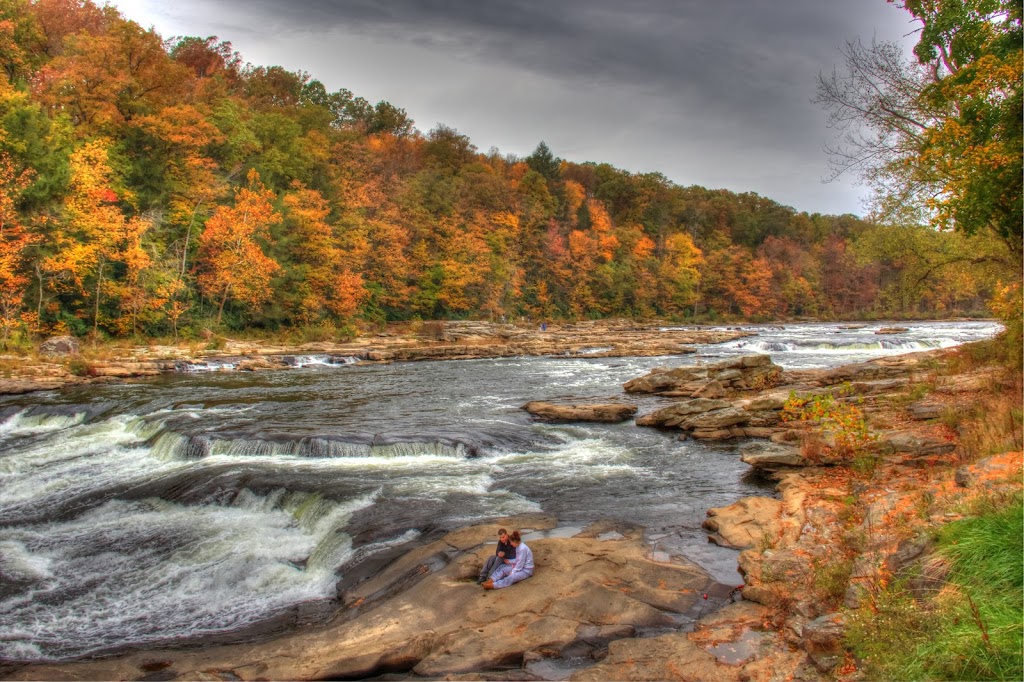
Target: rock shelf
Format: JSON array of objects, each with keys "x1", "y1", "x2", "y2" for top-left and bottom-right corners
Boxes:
[{"x1": 0, "y1": 321, "x2": 750, "y2": 395}]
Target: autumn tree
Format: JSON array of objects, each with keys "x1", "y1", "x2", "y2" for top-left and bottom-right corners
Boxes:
[
  {"x1": 34, "y1": 16, "x2": 188, "y2": 133},
  {"x1": 196, "y1": 169, "x2": 280, "y2": 324},
  {"x1": 656, "y1": 232, "x2": 703, "y2": 316},
  {"x1": 816, "y1": 1, "x2": 1022, "y2": 263},
  {"x1": 280, "y1": 181, "x2": 364, "y2": 325},
  {"x1": 45, "y1": 140, "x2": 151, "y2": 336},
  {"x1": 0, "y1": 151, "x2": 33, "y2": 345}
]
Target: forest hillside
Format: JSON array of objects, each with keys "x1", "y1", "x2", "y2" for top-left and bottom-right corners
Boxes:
[{"x1": 0, "y1": 0, "x2": 1016, "y2": 344}]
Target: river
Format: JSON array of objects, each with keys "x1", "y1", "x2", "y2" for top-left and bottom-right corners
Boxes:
[{"x1": 0, "y1": 320, "x2": 1000, "y2": 662}]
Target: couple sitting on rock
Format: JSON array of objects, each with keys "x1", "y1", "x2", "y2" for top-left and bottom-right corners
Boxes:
[{"x1": 477, "y1": 528, "x2": 533, "y2": 590}]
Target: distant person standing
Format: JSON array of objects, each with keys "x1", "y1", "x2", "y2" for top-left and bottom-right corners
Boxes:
[
  {"x1": 478, "y1": 528, "x2": 515, "y2": 584},
  {"x1": 482, "y1": 530, "x2": 533, "y2": 590},
  {"x1": 540, "y1": 322, "x2": 547, "y2": 332}
]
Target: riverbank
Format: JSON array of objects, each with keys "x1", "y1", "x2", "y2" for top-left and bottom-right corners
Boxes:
[
  {"x1": 3, "y1": 337, "x2": 1018, "y2": 680},
  {"x1": 0, "y1": 320, "x2": 752, "y2": 396}
]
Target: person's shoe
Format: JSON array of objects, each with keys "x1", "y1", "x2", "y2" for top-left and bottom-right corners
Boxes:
[{"x1": 482, "y1": 580, "x2": 495, "y2": 590}]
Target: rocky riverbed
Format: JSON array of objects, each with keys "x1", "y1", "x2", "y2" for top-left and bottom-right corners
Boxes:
[
  {"x1": 2, "y1": 327, "x2": 1017, "y2": 681},
  {"x1": 0, "y1": 320, "x2": 750, "y2": 396}
]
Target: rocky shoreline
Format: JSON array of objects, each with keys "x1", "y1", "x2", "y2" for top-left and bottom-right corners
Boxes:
[
  {"x1": 0, "y1": 320, "x2": 750, "y2": 396},
  {"x1": 2, "y1": 330, "x2": 1019, "y2": 681}
]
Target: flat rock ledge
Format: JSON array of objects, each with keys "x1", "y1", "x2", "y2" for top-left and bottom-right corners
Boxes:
[
  {"x1": 1, "y1": 322, "x2": 750, "y2": 396},
  {"x1": 625, "y1": 353, "x2": 783, "y2": 398},
  {"x1": 631, "y1": 350, "x2": 946, "y2": 443},
  {"x1": 522, "y1": 401, "x2": 638, "y2": 423},
  {"x1": 6, "y1": 516, "x2": 738, "y2": 682}
]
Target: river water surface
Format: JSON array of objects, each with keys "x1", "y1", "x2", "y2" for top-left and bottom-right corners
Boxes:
[{"x1": 0, "y1": 321, "x2": 999, "y2": 661}]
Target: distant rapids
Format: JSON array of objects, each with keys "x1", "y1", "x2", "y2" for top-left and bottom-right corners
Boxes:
[{"x1": 0, "y1": 321, "x2": 1000, "y2": 661}]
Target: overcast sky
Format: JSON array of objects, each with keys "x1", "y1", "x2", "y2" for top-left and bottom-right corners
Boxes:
[{"x1": 115, "y1": 0, "x2": 918, "y2": 216}]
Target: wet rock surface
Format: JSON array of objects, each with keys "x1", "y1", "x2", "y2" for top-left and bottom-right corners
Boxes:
[
  {"x1": 521, "y1": 401, "x2": 638, "y2": 423},
  {"x1": 1, "y1": 321, "x2": 750, "y2": 396},
  {"x1": 5, "y1": 516, "x2": 719, "y2": 681},
  {"x1": 38, "y1": 335, "x2": 80, "y2": 357}
]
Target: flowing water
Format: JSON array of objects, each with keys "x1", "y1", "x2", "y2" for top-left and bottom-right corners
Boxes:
[{"x1": 0, "y1": 321, "x2": 1000, "y2": 662}]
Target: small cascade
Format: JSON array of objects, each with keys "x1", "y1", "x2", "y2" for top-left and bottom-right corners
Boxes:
[
  {"x1": 0, "y1": 487, "x2": 381, "y2": 661},
  {"x1": 175, "y1": 359, "x2": 238, "y2": 372},
  {"x1": 148, "y1": 431, "x2": 212, "y2": 461},
  {"x1": 175, "y1": 354, "x2": 360, "y2": 372},
  {"x1": 202, "y1": 436, "x2": 468, "y2": 460},
  {"x1": 282, "y1": 355, "x2": 360, "y2": 368},
  {"x1": 0, "y1": 409, "x2": 87, "y2": 438}
]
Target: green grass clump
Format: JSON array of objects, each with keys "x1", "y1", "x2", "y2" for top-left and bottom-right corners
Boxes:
[{"x1": 848, "y1": 492, "x2": 1023, "y2": 681}]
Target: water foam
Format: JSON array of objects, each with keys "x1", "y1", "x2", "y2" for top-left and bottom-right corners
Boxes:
[
  {"x1": 0, "y1": 488, "x2": 377, "y2": 661},
  {"x1": 0, "y1": 415, "x2": 179, "y2": 518},
  {"x1": 285, "y1": 355, "x2": 359, "y2": 368},
  {"x1": 0, "y1": 410, "x2": 86, "y2": 438},
  {"x1": 726, "y1": 338, "x2": 956, "y2": 353}
]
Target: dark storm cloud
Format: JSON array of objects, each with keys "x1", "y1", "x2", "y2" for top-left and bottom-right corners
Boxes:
[
  {"x1": 196, "y1": 0, "x2": 910, "y2": 152},
  {"x1": 131, "y1": 0, "x2": 914, "y2": 213}
]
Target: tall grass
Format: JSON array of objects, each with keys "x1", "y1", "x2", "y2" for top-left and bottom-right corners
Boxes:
[{"x1": 848, "y1": 493, "x2": 1023, "y2": 681}]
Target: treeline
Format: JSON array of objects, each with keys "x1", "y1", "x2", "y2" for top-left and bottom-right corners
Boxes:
[{"x1": 0, "y1": 0, "x2": 1007, "y2": 343}]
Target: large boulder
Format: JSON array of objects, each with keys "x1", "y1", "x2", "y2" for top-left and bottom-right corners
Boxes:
[
  {"x1": 39, "y1": 335, "x2": 80, "y2": 358},
  {"x1": 570, "y1": 632, "x2": 727, "y2": 682},
  {"x1": 635, "y1": 398, "x2": 730, "y2": 427},
  {"x1": 624, "y1": 355, "x2": 782, "y2": 397},
  {"x1": 881, "y1": 433, "x2": 956, "y2": 458},
  {"x1": 801, "y1": 613, "x2": 846, "y2": 672},
  {"x1": 703, "y1": 496, "x2": 783, "y2": 550},
  {"x1": 11, "y1": 518, "x2": 713, "y2": 681},
  {"x1": 682, "y1": 407, "x2": 749, "y2": 430},
  {"x1": 522, "y1": 401, "x2": 637, "y2": 423},
  {"x1": 740, "y1": 441, "x2": 808, "y2": 471}
]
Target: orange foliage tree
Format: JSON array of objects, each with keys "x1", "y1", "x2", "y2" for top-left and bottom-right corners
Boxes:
[
  {"x1": 196, "y1": 169, "x2": 280, "y2": 323},
  {"x1": 45, "y1": 140, "x2": 151, "y2": 336},
  {"x1": 281, "y1": 181, "x2": 365, "y2": 324},
  {"x1": 0, "y1": 152, "x2": 34, "y2": 345}
]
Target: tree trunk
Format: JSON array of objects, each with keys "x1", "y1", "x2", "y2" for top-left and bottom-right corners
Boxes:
[
  {"x1": 93, "y1": 259, "x2": 104, "y2": 339},
  {"x1": 217, "y1": 285, "x2": 229, "y2": 324},
  {"x1": 179, "y1": 199, "x2": 203, "y2": 280},
  {"x1": 35, "y1": 263, "x2": 44, "y2": 321}
]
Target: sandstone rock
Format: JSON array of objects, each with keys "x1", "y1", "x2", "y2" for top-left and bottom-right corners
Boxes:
[
  {"x1": 876, "y1": 326, "x2": 909, "y2": 334},
  {"x1": 692, "y1": 379, "x2": 727, "y2": 398},
  {"x1": 11, "y1": 518, "x2": 713, "y2": 681},
  {"x1": 740, "y1": 442, "x2": 807, "y2": 470},
  {"x1": 624, "y1": 355, "x2": 781, "y2": 395},
  {"x1": 819, "y1": 362, "x2": 894, "y2": 386},
  {"x1": 682, "y1": 407, "x2": 749, "y2": 430},
  {"x1": 885, "y1": 535, "x2": 935, "y2": 578},
  {"x1": 955, "y1": 465, "x2": 979, "y2": 488},
  {"x1": 743, "y1": 391, "x2": 791, "y2": 411},
  {"x1": 87, "y1": 364, "x2": 161, "y2": 378},
  {"x1": 741, "y1": 354, "x2": 773, "y2": 368},
  {"x1": 691, "y1": 428, "x2": 736, "y2": 441},
  {"x1": 521, "y1": 401, "x2": 637, "y2": 423},
  {"x1": 639, "y1": 399, "x2": 730, "y2": 427},
  {"x1": 237, "y1": 358, "x2": 282, "y2": 371},
  {"x1": 770, "y1": 429, "x2": 803, "y2": 445},
  {"x1": 742, "y1": 426, "x2": 782, "y2": 439},
  {"x1": 801, "y1": 613, "x2": 845, "y2": 672},
  {"x1": 703, "y1": 497, "x2": 783, "y2": 550},
  {"x1": 624, "y1": 366, "x2": 705, "y2": 393},
  {"x1": 909, "y1": 402, "x2": 943, "y2": 420},
  {"x1": 39, "y1": 335, "x2": 80, "y2": 357},
  {"x1": 744, "y1": 410, "x2": 783, "y2": 427},
  {"x1": 882, "y1": 433, "x2": 956, "y2": 458},
  {"x1": 569, "y1": 632, "x2": 729, "y2": 682}
]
